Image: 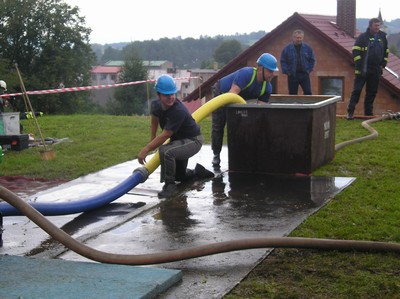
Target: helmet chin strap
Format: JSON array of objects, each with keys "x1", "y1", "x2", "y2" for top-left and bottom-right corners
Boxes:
[{"x1": 262, "y1": 67, "x2": 266, "y2": 81}]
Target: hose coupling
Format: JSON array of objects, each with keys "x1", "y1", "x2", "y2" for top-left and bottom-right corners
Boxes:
[
  {"x1": 133, "y1": 166, "x2": 150, "y2": 183},
  {"x1": 382, "y1": 111, "x2": 400, "y2": 120}
]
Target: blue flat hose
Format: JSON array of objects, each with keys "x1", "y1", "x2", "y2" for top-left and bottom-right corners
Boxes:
[
  {"x1": 0, "y1": 93, "x2": 246, "y2": 216},
  {"x1": 0, "y1": 171, "x2": 145, "y2": 216}
]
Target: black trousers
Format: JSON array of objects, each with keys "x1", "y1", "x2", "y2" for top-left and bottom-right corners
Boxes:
[
  {"x1": 211, "y1": 106, "x2": 226, "y2": 156},
  {"x1": 348, "y1": 70, "x2": 381, "y2": 116},
  {"x1": 287, "y1": 72, "x2": 312, "y2": 95},
  {"x1": 159, "y1": 135, "x2": 203, "y2": 183},
  {"x1": 211, "y1": 82, "x2": 225, "y2": 156}
]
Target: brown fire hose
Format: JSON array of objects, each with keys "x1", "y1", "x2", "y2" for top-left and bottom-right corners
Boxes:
[
  {"x1": 2, "y1": 112, "x2": 400, "y2": 265},
  {"x1": 1, "y1": 185, "x2": 400, "y2": 265}
]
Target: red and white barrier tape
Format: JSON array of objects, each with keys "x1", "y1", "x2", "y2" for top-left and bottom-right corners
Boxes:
[{"x1": 0, "y1": 76, "x2": 200, "y2": 98}]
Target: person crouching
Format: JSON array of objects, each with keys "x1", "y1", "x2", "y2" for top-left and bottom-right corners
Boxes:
[{"x1": 137, "y1": 75, "x2": 203, "y2": 198}]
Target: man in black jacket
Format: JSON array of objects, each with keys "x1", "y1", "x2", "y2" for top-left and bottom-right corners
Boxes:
[{"x1": 347, "y1": 18, "x2": 388, "y2": 119}]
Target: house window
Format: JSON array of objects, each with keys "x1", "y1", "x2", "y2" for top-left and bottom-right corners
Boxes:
[
  {"x1": 101, "y1": 74, "x2": 107, "y2": 80},
  {"x1": 111, "y1": 74, "x2": 116, "y2": 81},
  {"x1": 320, "y1": 77, "x2": 344, "y2": 100}
]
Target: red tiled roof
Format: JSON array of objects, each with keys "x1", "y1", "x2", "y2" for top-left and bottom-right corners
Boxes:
[
  {"x1": 300, "y1": 14, "x2": 355, "y2": 56},
  {"x1": 300, "y1": 13, "x2": 400, "y2": 93},
  {"x1": 184, "y1": 12, "x2": 400, "y2": 102},
  {"x1": 91, "y1": 66, "x2": 121, "y2": 74},
  {"x1": 183, "y1": 99, "x2": 202, "y2": 114}
]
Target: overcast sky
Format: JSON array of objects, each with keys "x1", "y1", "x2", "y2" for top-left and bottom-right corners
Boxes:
[{"x1": 64, "y1": 0, "x2": 398, "y2": 44}]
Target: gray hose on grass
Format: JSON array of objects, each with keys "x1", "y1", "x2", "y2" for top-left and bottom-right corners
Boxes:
[
  {"x1": 335, "y1": 113, "x2": 393, "y2": 151},
  {"x1": 1, "y1": 185, "x2": 400, "y2": 265}
]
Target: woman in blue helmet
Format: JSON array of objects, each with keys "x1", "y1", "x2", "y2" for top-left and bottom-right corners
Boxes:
[
  {"x1": 211, "y1": 53, "x2": 279, "y2": 167},
  {"x1": 138, "y1": 75, "x2": 205, "y2": 198}
]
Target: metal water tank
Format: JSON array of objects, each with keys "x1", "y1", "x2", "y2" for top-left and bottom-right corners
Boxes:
[{"x1": 226, "y1": 95, "x2": 341, "y2": 175}]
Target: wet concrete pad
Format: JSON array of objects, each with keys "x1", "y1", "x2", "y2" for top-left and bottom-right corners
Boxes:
[
  {"x1": 0, "y1": 146, "x2": 355, "y2": 298},
  {"x1": 59, "y1": 152, "x2": 354, "y2": 298}
]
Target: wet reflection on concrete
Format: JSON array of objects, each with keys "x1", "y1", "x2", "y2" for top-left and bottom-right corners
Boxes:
[
  {"x1": 25, "y1": 202, "x2": 146, "y2": 257},
  {"x1": 156, "y1": 173, "x2": 352, "y2": 299},
  {"x1": 59, "y1": 166, "x2": 353, "y2": 298},
  {"x1": 157, "y1": 195, "x2": 199, "y2": 232},
  {"x1": 0, "y1": 176, "x2": 67, "y2": 199},
  {"x1": 152, "y1": 172, "x2": 350, "y2": 240},
  {"x1": 1, "y1": 146, "x2": 355, "y2": 298}
]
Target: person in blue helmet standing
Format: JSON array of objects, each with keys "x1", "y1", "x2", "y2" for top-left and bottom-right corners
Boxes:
[
  {"x1": 210, "y1": 53, "x2": 279, "y2": 167},
  {"x1": 138, "y1": 74, "x2": 211, "y2": 198}
]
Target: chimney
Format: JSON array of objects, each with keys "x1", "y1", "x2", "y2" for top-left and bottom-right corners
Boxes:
[{"x1": 337, "y1": 0, "x2": 356, "y2": 37}]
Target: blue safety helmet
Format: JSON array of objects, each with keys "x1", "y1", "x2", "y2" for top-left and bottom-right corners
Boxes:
[
  {"x1": 257, "y1": 53, "x2": 279, "y2": 72},
  {"x1": 155, "y1": 74, "x2": 178, "y2": 95}
]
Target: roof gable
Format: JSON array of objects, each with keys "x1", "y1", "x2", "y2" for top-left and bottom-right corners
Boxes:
[
  {"x1": 142, "y1": 60, "x2": 170, "y2": 67},
  {"x1": 91, "y1": 66, "x2": 121, "y2": 74},
  {"x1": 300, "y1": 13, "x2": 400, "y2": 94},
  {"x1": 104, "y1": 60, "x2": 171, "y2": 67},
  {"x1": 104, "y1": 60, "x2": 124, "y2": 66},
  {"x1": 184, "y1": 12, "x2": 400, "y2": 102},
  {"x1": 299, "y1": 13, "x2": 355, "y2": 56}
]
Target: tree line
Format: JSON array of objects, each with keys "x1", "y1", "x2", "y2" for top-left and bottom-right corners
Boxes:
[
  {"x1": 95, "y1": 38, "x2": 247, "y2": 115},
  {"x1": 92, "y1": 31, "x2": 265, "y2": 69},
  {"x1": 0, "y1": 0, "x2": 96, "y2": 114},
  {"x1": 93, "y1": 19, "x2": 400, "y2": 69},
  {"x1": 0, "y1": 0, "x2": 258, "y2": 115},
  {"x1": 1, "y1": 0, "x2": 399, "y2": 115}
]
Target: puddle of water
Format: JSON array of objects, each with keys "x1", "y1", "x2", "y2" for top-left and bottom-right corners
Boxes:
[
  {"x1": 0, "y1": 145, "x2": 356, "y2": 299},
  {"x1": 57, "y1": 171, "x2": 353, "y2": 299},
  {"x1": 0, "y1": 176, "x2": 67, "y2": 199}
]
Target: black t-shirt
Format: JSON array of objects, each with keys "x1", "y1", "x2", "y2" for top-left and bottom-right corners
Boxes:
[
  {"x1": 295, "y1": 44, "x2": 304, "y2": 73},
  {"x1": 150, "y1": 98, "x2": 201, "y2": 141}
]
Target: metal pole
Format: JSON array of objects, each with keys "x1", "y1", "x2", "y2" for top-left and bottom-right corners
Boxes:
[
  {"x1": 385, "y1": 66, "x2": 400, "y2": 80},
  {"x1": 15, "y1": 64, "x2": 48, "y2": 151}
]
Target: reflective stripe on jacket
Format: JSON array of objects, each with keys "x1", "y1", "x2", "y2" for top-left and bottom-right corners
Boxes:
[{"x1": 352, "y1": 28, "x2": 388, "y2": 75}]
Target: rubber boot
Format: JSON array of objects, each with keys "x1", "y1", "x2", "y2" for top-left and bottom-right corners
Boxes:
[{"x1": 194, "y1": 163, "x2": 215, "y2": 179}]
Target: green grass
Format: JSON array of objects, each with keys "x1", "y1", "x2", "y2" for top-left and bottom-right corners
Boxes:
[
  {"x1": 1, "y1": 114, "x2": 213, "y2": 179},
  {"x1": 2, "y1": 114, "x2": 400, "y2": 297},
  {"x1": 226, "y1": 119, "x2": 400, "y2": 298}
]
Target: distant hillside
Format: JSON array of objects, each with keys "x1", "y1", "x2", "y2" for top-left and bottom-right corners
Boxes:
[
  {"x1": 388, "y1": 33, "x2": 400, "y2": 52},
  {"x1": 94, "y1": 31, "x2": 266, "y2": 51},
  {"x1": 91, "y1": 31, "x2": 266, "y2": 68},
  {"x1": 356, "y1": 18, "x2": 400, "y2": 35},
  {"x1": 357, "y1": 18, "x2": 400, "y2": 56},
  {"x1": 92, "y1": 19, "x2": 400, "y2": 68}
]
